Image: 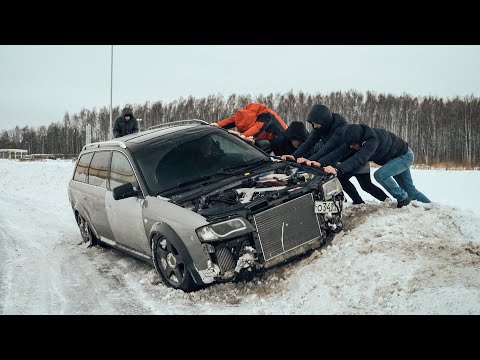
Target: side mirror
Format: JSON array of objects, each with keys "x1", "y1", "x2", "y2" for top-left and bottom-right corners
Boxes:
[{"x1": 112, "y1": 183, "x2": 139, "y2": 200}]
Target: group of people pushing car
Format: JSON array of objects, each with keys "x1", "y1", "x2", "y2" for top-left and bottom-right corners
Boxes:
[
  {"x1": 211, "y1": 103, "x2": 431, "y2": 208},
  {"x1": 113, "y1": 103, "x2": 431, "y2": 208}
]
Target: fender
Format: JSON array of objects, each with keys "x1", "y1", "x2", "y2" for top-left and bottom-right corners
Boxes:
[{"x1": 149, "y1": 222, "x2": 203, "y2": 285}]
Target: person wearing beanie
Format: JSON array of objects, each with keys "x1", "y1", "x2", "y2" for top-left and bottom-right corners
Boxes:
[
  {"x1": 321, "y1": 123, "x2": 431, "y2": 208},
  {"x1": 282, "y1": 104, "x2": 389, "y2": 205},
  {"x1": 113, "y1": 107, "x2": 139, "y2": 138},
  {"x1": 211, "y1": 103, "x2": 287, "y2": 141}
]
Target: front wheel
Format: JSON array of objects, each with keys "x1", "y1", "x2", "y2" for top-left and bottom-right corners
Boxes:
[{"x1": 151, "y1": 235, "x2": 198, "y2": 292}]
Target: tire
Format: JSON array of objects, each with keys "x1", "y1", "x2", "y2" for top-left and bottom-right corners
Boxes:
[
  {"x1": 76, "y1": 213, "x2": 98, "y2": 247},
  {"x1": 151, "y1": 235, "x2": 198, "y2": 292}
]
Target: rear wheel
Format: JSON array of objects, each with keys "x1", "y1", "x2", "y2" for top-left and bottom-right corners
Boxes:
[
  {"x1": 76, "y1": 213, "x2": 98, "y2": 247},
  {"x1": 151, "y1": 235, "x2": 198, "y2": 292}
]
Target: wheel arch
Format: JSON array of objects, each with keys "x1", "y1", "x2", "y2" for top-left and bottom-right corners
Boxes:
[
  {"x1": 149, "y1": 222, "x2": 203, "y2": 286},
  {"x1": 73, "y1": 204, "x2": 100, "y2": 240}
]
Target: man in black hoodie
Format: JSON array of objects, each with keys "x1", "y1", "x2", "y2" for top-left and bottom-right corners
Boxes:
[
  {"x1": 282, "y1": 105, "x2": 388, "y2": 204},
  {"x1": 230, "y1": 121, "x2": 316, "y2": 156},
  {"x1": 321, "y1": 124, "x2": 431, "y2": 208},
  {"x1": 113, "y1": 107, "x2": 139, "y2": 138},
  {"x1": 269, "y1": 121, "x2": 310, "y2": 156}
]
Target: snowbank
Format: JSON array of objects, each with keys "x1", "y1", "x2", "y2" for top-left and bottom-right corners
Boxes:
[{"x1": 0, "y1": 159, "x2": 479, "y2": 314}]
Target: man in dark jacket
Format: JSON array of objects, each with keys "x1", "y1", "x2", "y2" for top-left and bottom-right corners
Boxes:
[
  {"x1": 270, "y1": 121, "x2": 310, "y2": 156},
  {"x1": 321, "y1": 124, "x2": 431, "y2": 208},
  {"x1": 113, "y1": 107, "x2": 139, "y2": 138},
  {"x1": 226, "y1": 121, "x2": 313, "y2": 155},
  {"x1": 282, "y1": 105, "x2": 388, "y2": 204},
  {"x1": 282, "y1": 105, "x2": 345, "y2": 162}
]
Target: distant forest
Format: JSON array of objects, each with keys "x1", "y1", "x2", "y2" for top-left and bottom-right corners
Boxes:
[{"x1": 1, "y1": 90, "x2": 479, "y2": 166}]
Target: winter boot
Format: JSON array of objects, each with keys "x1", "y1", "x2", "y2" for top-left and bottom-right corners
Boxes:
[{"x1": 397, "y1": 196, "x2": 411, "y2": 208}]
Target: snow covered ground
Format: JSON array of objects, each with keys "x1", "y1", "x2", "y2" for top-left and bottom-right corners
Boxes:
[{"x1": 0, "y1": 159, "x2": 479, "y2": 314}]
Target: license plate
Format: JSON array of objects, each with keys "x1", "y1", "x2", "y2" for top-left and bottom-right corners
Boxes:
[{"x1": 314, "y1": 201, "x2": 339, "y2": 213}]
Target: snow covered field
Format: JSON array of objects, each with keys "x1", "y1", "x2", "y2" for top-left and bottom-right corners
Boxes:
[{"x1": 1, "y1": 159, "x2": 479, "y2": 314}]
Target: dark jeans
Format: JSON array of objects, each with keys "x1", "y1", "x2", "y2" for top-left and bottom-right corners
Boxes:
[{"x1": 338, "y1": 172, "x2": 389, "y2": 204}]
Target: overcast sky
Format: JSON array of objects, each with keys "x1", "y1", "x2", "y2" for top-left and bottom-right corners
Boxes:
[{"x1": 1, "y1": 45, "x2": 480, "y2": 131}]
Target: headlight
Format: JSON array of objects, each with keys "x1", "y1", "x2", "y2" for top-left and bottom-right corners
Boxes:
[
  {"x1": 196, "y1": 217, "x2": 255, "y2": 242},
  {"x1": 322, "y1": 178, "x2": 343, "y2": 200}
]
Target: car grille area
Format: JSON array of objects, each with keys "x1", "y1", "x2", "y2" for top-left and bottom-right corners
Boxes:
[
  {"x1": 253, "y1": 193, "x2": 323, "y2": 262},
  {"x1": 215, "y1": 245, "x2": 237, "y2": 274}
]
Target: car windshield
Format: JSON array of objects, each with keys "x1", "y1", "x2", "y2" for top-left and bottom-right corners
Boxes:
[{"x1": 134, "y1": 127, "x2": 270, "y2": 195}]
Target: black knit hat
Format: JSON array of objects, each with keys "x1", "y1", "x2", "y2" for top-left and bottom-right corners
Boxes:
[
  {"x1": 285, "y1": 121, "x2": 309, "y2": 141},
  {"x1": 306, "y1": 105, "x2": 333, "y2": 129},
  {"x1": 122, "y1": 107, "x2": 133, "y2": 117},
  {"x1": 343, "y1": 124, "x2": 364, "y2": 145}
]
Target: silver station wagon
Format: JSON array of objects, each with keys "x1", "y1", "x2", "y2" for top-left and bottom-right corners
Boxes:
[{"x1": 68, "y1": 120, "x2": 344, "y2": 291}]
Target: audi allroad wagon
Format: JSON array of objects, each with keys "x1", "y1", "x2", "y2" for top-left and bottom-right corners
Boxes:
[{"x1": 68, "y1": 120, "x2": 344, "y2": 291}]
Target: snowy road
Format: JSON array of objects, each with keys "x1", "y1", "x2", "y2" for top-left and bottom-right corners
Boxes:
[
  {"x1": 1, "y1": 160, "x2": 479, "y2": 314},
  {"x1": 0, "y1": 180, "x2": 162, "y2": 314}
]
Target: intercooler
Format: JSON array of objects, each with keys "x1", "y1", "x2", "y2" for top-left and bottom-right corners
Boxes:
[
  {"x1": 215, "y1": 245, "x2": 236, "y2": 274},
  {"x1": 252, "y1": 193, "x2": 323, "y2": 264}
]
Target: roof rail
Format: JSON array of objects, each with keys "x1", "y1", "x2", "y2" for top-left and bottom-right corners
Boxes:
[
  {"x1": 147, "y1": 119, "x2": 209, "y2": 130},
  {"x1": 82, "y1": 140, "x2": 126, "y2": 151}
]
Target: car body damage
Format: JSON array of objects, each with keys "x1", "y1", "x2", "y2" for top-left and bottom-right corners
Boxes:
[
  {"x1": 68, "y1": 121, "x2": 344, "y2": 291},
  {"x1": 160, "y1": 160, "x2": 344, "y2": 284}
]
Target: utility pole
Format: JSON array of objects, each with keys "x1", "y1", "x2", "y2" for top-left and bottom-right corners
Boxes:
[{"x1": 109, "y1": 45, "x2": 114, "y2": 140}]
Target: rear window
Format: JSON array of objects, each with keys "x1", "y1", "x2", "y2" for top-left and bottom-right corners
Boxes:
[
  {"x1": 88, "y1": 151, "x2": 111, "y2": 188},
  {"x1": 73, "y1": 152, "x2": 93, "y2": 183}
]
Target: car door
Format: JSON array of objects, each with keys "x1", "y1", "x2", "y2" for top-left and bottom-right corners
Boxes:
[
  {"x1": 105, "y1": 150, "x2": 150, "y2": 254},
  {"x1": 87, "y1": 150, "x2": 115, "y2": 241}
]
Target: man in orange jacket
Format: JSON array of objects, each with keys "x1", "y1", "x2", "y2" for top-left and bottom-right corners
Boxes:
[{"x1": 211, "y1": 103, "x2": 287, "y2": 141}]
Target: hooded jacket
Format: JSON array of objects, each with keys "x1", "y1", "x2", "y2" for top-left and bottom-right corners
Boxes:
[
  {"x1": 319, "y1": 124, "x2": 409, "y2": 175},
  {"x1": 293, "y1": 105, "x2": 347, "y2": 161},
  {"x1": 270, "y1": 121, "x2": 309, "y2": 156},
  {"x1": 217, "y1": 103, "x2": 287, "y2": 140},
  {"x1": 113, "y1": 107, "x2": 139, "y2": 138}
]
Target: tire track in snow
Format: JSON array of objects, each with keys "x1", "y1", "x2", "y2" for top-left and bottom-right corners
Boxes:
[{"x1": 0, "y1": 193, "x2": 156, "y2": 314}]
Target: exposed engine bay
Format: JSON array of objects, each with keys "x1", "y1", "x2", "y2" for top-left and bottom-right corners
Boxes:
[
  {"x1": 186, "y1": 163, "x2": 336, "y2": 216},
  {"x1": 175, "y1": 161, "x2": 344, "y2": 283}
]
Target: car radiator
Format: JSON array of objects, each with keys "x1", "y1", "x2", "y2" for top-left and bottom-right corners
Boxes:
[{"x1": 253, "y1": 193, "x2": 324, "y2": 264}]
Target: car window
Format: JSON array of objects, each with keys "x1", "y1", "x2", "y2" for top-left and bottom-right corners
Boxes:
[
  {"x1": 109, "y1": 151, "x2": 138, "y2": 190},
  {"x1": 73, "y1": 152, "x2": 93, "y2": 183},
  {"x1": 88, "y1": 151, "x2": 111, "y2": 188},
  {"x1": 134, "y1": 128, "x2": 269, "y2": 195}
]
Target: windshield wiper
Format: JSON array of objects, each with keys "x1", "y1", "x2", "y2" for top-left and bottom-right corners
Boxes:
[
  {"x1": 158, "y1": 174, "x2": 225, "y2": 195},
  {"x1": 220, "y1": 159, "x2": 271, "y2": 174}
]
